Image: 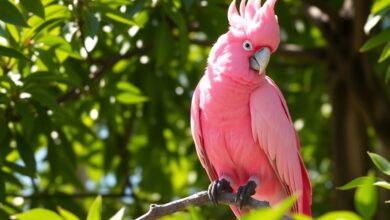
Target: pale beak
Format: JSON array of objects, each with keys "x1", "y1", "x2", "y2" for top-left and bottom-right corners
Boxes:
[{"x1": 250, "y1": 47, "x2": 271, "y2": 74}]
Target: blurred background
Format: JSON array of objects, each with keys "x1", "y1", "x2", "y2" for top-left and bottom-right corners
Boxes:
[{"x1": 0, "y1": 0, "x2": 389, "y2": 219}]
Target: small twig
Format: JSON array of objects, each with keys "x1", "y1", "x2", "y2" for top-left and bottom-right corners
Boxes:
[{"x1": 136, "y1": 191, "x2": 291, "y2": 220}]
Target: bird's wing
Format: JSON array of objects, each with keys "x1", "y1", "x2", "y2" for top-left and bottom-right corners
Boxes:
[
  {"x1": 191, "y1": 83, "x2": 218, "y2": 181},
  {"x1": 249, "y1": 77, "x2": 311, "y2": 215}
]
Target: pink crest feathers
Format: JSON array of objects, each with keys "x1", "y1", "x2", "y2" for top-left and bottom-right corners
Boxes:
[{"x1": 227, "y1": 0, "x2": 280, "y2": 52}]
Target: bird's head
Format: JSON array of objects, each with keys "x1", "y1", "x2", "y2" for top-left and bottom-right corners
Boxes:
[{"x1": 208, "y1": 0, "x2": 280, "y2": 84}]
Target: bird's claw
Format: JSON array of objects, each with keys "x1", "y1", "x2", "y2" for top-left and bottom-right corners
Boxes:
[
  {"x1": 235, "y1": 180, "x2": 257, "y2": 209},
  {"x1": 208, "y1": 178, "x2": 233, "y2": 205}
]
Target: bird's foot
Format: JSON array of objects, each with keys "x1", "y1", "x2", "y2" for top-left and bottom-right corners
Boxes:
[
  {"x1": 208, "y1": 178, "x2": 233, "y2": 205},
  {"x1": 235, "y1": 180, "x2": 257, "y2": 209}
]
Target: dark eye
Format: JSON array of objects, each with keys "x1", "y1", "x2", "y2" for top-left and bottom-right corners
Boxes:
[{"x1": 242, "y1": 40, "x2": 253, "y2": 51}]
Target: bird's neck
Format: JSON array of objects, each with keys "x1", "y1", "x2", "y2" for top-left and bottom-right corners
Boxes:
[{"x1": 199, "y1": 69, "x2": 266, "y2": 127}]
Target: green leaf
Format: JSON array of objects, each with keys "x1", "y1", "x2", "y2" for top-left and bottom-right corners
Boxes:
[
  {"x1": 13, "y1": 208, "x2": 63, "y2": 220},
  {"x1": 116, "y1": 93, "x2": 148, "y2": 105},
  {"x1": 26, "y1": 87, "x2": 62, "y2": 113},
  {"x1": 368, "y1": 151, "x2": 390, "y2": 176},
  {"x1": 23, "y1": 71, "x2": 78, "y2": 88},
  {"x1": 242, "y1": 196, "x2": 297, "y2": 220},
  {"x1": 188, "y1": 206, "x2": 202, "y2": 220},
  {"x1": 386, "y1": 65, "x2": 390, "y2": 83},
  {"x1": 338, "y1": 176, "x2": 377, "y2": 190},
  {"x1": 15, "y1": 101, "x2": 34, "y2": 139},
  {"x1": 0, "y1": 0, "x2": 28, "y2": 27},
  {"x1": 30, "y1": 18, "x2": 65, "y2": 40},
  {"x1": 36, "y1": 35, "x2": 81, "y2": 59},
  {"x1": 57, "y1": 207, "x2": 79, "y2": 220},
  {"x1": 379, "y1": 41, "x2": 390, "y2": 62},
  {"x1": 20, "y1": 0, "x2": 45, "y2": 19},
  {"x1": 317, "y1": 211, "x2": 362, "y2": 220},
  {"x1": 109, "y1": 207, "x2": 125, "y2": 220},
  {"x1": 372, "y1": 0, "x2": 390, "y2": 14},
  {"x1": 292, "y1": 213, "x2": 312, "y2": 220},
  {"x1": 374, "y1": 181, "x2": 390, "y2": 190},
  {"x1": 354, "y1": 175, "x2": 377, "y2": 220},
  {"x1": 15, "y1": 134, "x2": 37, "y2": 174},
  {"x1": 0, "y1": 45, "x2": 28, "y2": 60},
  {"x1": 105, "y1": 12, "x2": 137, "y2": 26},
  {"x1": 84, "y1": 12, "x2": 100, "y2": 37},
  {"x1": 116, "y1": 81, "x2": 141, "y2": 94},
  {"x1": 360, "y1": 28, "x2": 390, "y2": 52},
  {"x1": 87, "y1": 196, "x2": 102, "y2": 220}
]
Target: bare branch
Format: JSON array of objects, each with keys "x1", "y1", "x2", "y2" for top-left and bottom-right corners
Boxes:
[{"x1": 136, "y1": 191, "x2": 291, "y2": 220}]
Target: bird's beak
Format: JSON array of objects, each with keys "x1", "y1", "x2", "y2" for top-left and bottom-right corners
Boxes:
[{"x1": 250, "y1": 47, "x2": 271, "y2": 74}]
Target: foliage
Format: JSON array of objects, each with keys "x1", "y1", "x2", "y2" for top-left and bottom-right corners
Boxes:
[
  {"x1": 361, "y1": 0, "x2": 390, "y2": 81},
  {"x1": 0, "y1": 0, "x2": 389, "y2": 219}
]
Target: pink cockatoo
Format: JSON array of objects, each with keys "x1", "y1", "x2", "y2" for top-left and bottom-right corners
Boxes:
[{"x1": 190, "y1": 0, "x2": 311, "y2": 217}]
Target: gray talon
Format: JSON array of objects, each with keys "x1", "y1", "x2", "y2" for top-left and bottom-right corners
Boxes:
[
  {"x1": 235, "y1": 180, "x2": 257, "y2": 209},
  {"x1": 207, "y1": 178, "x2": 233, "y2": 205}
]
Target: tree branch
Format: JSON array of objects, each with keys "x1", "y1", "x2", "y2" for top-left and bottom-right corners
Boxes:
[
  {"x1": 136, "y1": 191, "x2": 291, "y2": 220},
  {"x1": 57, "y1": 47, "x2": 147, "y2": 103}
]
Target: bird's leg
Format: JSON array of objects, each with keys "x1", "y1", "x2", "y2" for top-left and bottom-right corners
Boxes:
[
  {"x1": 208, "y1": 178, "x2": 233, "y2": 205},
  {"x1": 235, "y1": 180, "x2": 257, "y2": 209}
]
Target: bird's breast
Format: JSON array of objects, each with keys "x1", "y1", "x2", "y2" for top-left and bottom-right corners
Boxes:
[{"x1": 199, "y1": 75, "x2": 254, "y2": 128}]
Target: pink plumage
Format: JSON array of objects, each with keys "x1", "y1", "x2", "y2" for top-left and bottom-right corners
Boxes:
[{"x1": 190, "y1": 0, "x2": 311, "y2": 217}]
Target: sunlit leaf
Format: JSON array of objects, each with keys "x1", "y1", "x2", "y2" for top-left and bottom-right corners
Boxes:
[
  {"x1": 317, "y1": 211, "x2": 362, "y2": 220},
  {"x1": 368, "y1": 151, "x2": 390, "y2": 176},
  {"x1": 57, "y1": 207, "x2": 79, "y2": 220},
  {"x1": 109, "y1": 207, "x2": 125, "y2": 220},
  {"x1": 292, "y1": 213, "x2": 312, "y2": 220},
  {"x1": 360, "y1": 28, "x2": 390, "y2": 52},
  {"x1": 116, "y1": 93, "x2": 148, "y2": 105},
  {"x1": 20, "y1": 0, "x2": 45, "y2": 19},
  {"x1": 105, "y1": 12, "x2": 137, "y2": 26},
  {"x1": 354, "y1": 175, "x2": 377, "y2": 220},
  {"x1": 0, "y1": 0, "x2": 28, "y2": 27},
  {"x1": 87, "y1": 196, "x2": 102, "y2": 220},
  {"x1": 374, "y1": 181, "x2": 390, "y2": 190},
  {"x1": 13, "y1": 208, "x2": 63, "y2": 220},
  {"x1": 242, "y1": 196, "x2": 297, "y2": 220},
  {"x1": 188, "y1": 206, "x2": 202, "y2": 220},
  {"x1": 372, "y1": 0, "x2": 390, "y2": 14},
  {"x1": 116, "y1": 81, "x2": 141, "y2": 94},
  {"x1": 338, "y1": 176, "x2": 377, "y2": 190},
  {"x1": 0, "y1": 45, "x2": 28, "y2": 60},
  {"x1": 379, "y1": 41, "x2": 390, "y2": 62}
]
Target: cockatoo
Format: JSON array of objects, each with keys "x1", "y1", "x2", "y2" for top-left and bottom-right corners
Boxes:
[{"x1": 190, "y1": 0, "x2": 311, "y2": 217}]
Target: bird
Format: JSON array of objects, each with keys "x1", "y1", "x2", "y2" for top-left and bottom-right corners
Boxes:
[{"x1": 190, "y1": 0, "x2": 311, "y2": 218}]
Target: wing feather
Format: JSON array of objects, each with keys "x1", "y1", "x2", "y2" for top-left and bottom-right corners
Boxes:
[
  {"x1": 250, "y1": 77, "x2": 311, "y2": 214},
  {"x1": 191, "y1": 83, "x2": 218, "y2": 181}
]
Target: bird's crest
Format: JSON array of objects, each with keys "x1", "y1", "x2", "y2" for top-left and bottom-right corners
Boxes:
[{"x1": 227, "y1": 0, "x2": 280, "y2": 52}]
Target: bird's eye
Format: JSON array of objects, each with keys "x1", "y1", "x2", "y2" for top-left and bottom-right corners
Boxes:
[{"x1": 242, "y1": 40, "x2": 253, "y2": 51}]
